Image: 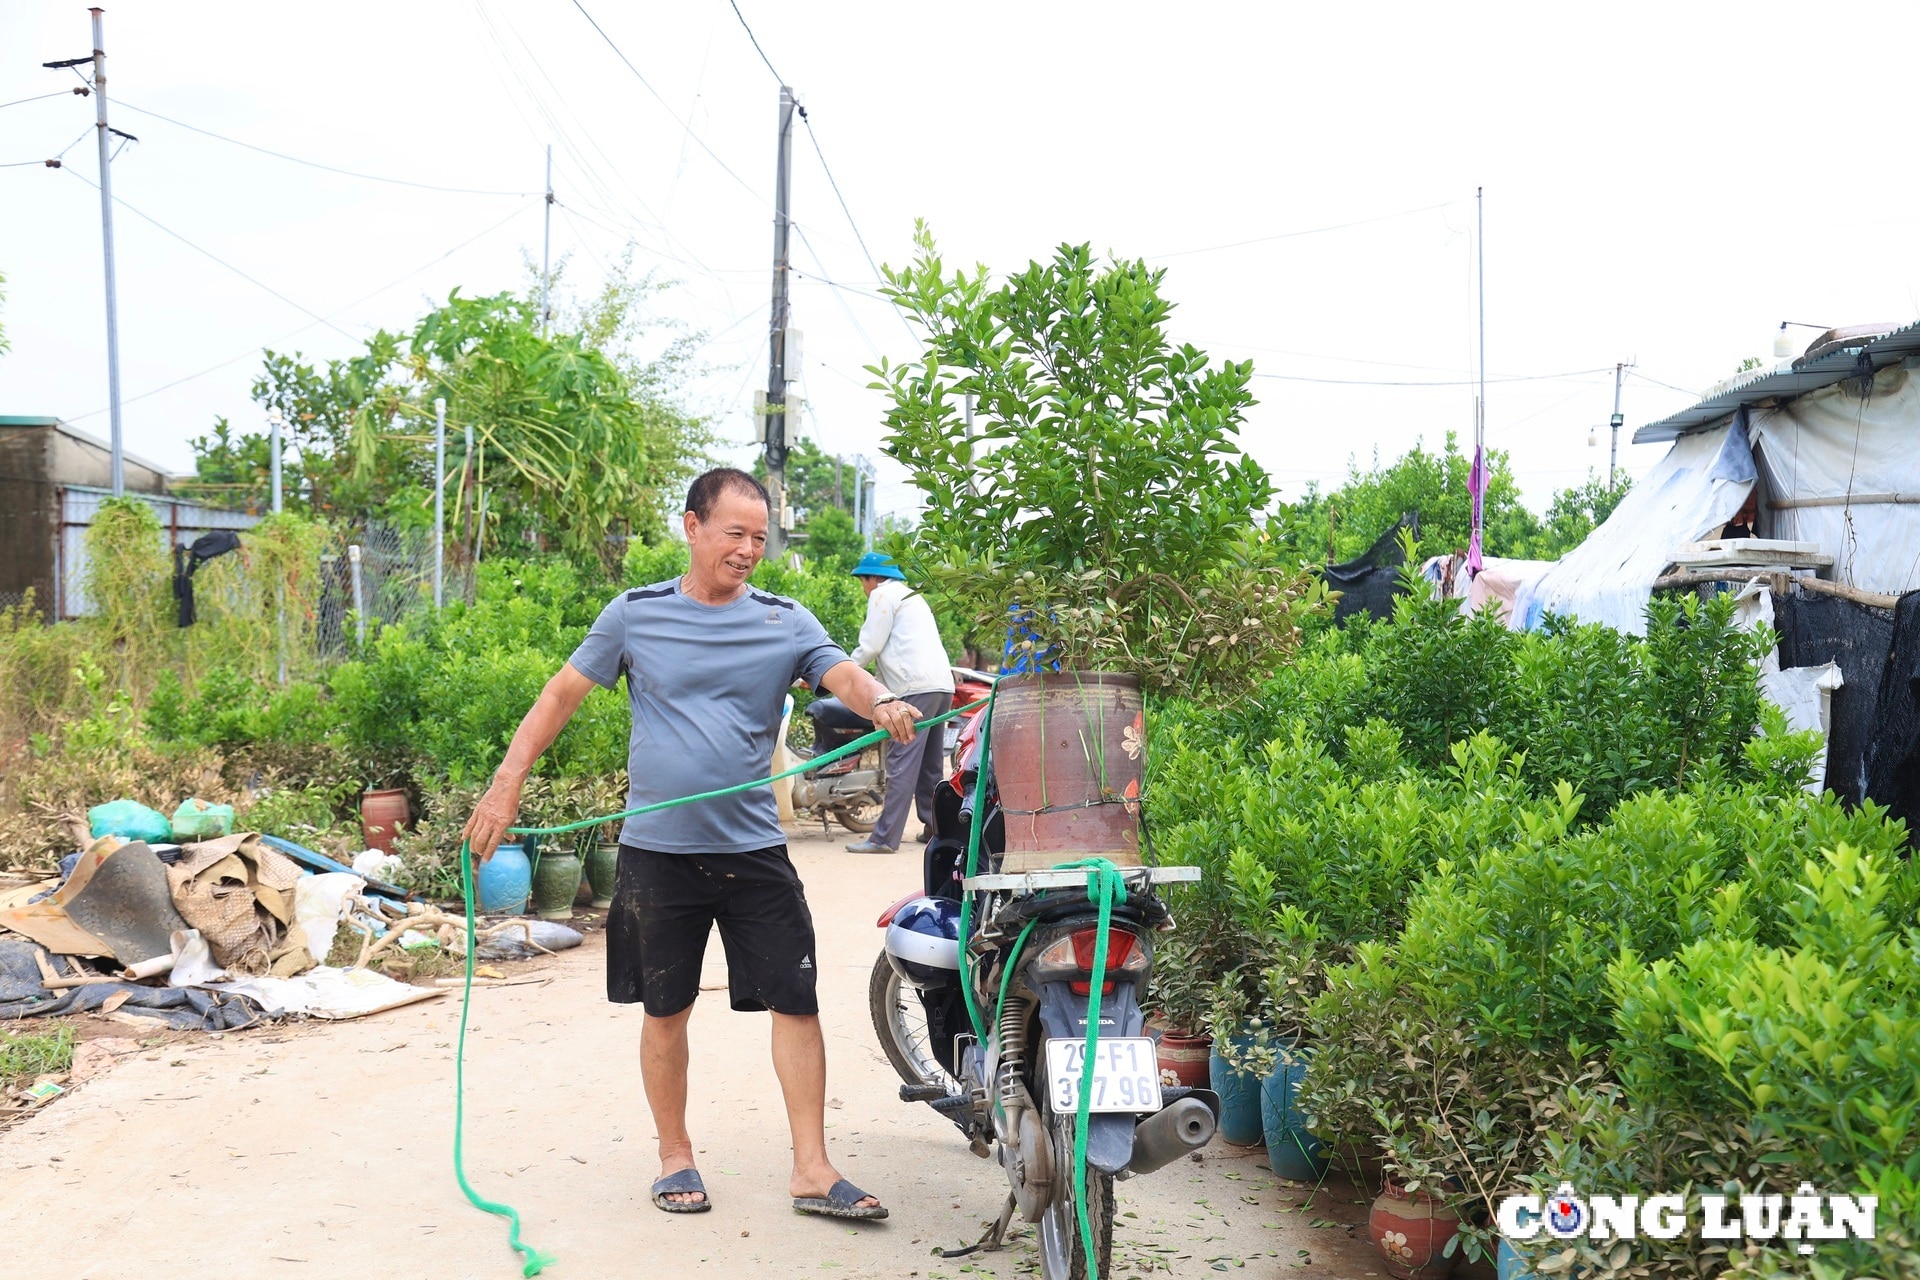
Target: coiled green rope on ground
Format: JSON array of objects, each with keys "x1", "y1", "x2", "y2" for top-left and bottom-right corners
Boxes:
[{"x1": 452, "y1": 698, "x2": 984, "y2": 1276}]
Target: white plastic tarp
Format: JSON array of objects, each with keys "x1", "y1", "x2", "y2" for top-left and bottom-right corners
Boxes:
[
  {"x1": 1449, "y1": 556, "x2": 1554, "y2": 625},
  {"x1": 1514, "y1": 416, "x2": 1756, "y2": 634},
  {"x1": 1760, "y1": 662, "x2": 1846, "y2": 794},
  {"x1": 1746, "y1": 365, "x2": 1920, "y2": 595}
]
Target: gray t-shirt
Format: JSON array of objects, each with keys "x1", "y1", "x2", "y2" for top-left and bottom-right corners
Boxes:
[{"x1": 568, "y1": 577, "x2": 851, "y2": 853}]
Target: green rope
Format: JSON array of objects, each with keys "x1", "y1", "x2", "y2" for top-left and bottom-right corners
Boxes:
[
  {"x1": 948, "y1": 680, "x2": 1123, "y2": 1276},
  {"x1": 455, "y1": 846, "x2": 558, "y2": 1276},
  {"x1": 1054, "y1": 855, "x2": 1126, "y2": 1280},
  {"x1": 956, "y1": 683, "x2": 998, "y2": 1043},
  {"x1": 451, "y1": 697, "x2": 983, "y2": 1274}
]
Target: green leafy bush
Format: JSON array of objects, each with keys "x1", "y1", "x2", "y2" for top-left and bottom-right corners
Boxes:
[{"x1": 874, "y1": 227, "x2": 1323, "y2": 695}]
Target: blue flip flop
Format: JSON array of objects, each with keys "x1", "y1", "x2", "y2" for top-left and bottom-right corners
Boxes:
[
  {"x1": 651, "y1": 1167, "x2": 712, "y2": 1214},
  {"x1": 792, "y1": 1178, "x2": 888, "y2": 1221}
]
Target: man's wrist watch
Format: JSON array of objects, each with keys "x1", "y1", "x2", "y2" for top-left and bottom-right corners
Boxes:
[{"x1": 871, "y1": 693, "x2": 901, "y2": 711}]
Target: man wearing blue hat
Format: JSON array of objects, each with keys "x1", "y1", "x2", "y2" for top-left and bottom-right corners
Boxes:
[{"x1": 844, "y1": 552, "x2": 955, "y2": 853}]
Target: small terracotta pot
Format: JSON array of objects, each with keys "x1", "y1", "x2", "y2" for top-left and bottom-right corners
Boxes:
[
  {"x1": 1369, "y1": 1179, "x2": 1461, "y2": 1279},
  {"x1": 1153, "y1": 1028, "x2": 1213, "y2": 1089},
  {"x1": 360, "y1": 788, "x2": 410, "y2": 853}
]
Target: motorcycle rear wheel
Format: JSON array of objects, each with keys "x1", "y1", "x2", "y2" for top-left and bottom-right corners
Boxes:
[
  {"x1": 867, "y1": 951, "x2": 958, "y2": 1092},
  {"x1": 1036, "y1": 1107, "x2": 1114, "y2": 1280},
  {"x1": 835, "y1": 799, "x2": 882, "y2": 833}
]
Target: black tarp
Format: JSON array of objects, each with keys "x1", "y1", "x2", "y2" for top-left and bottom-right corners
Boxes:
[
  {"x1": 1861, "y1": 591, "x2": 1920, "y2": 840},
  {"x1": 0, "y1": 938, "x2": 264, "y2": 1031},
  {"x1": 1325, "y1": 514, "x2": 1418, "y2": 623},
  {"x1": 1773, "y1": 592, "x2": 1899, "y2": 808}
]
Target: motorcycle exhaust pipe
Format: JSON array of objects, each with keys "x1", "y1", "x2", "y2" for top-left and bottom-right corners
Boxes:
[{"x1": 1125, "y1": 1096, "x2": 1217, "y2": 1177}]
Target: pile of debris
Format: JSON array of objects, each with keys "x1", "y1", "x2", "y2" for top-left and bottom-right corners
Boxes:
[{"x1": 0, "y1": 798, "x2": 580, "y2": 1033}]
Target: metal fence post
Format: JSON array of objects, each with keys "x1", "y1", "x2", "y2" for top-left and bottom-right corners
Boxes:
[{"x1": 348, "y1": 543, "x2": 366, "y2": 647}]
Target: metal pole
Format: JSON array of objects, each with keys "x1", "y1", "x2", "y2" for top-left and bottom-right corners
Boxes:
[
  {"x1": 268, "y1": 409, "x2": 284, "y2": 513},
  {"x1": 348, "y1": 544, "x2": 366, "y2": 647},
  {"x1": 1471, "y1": 186, "x2": 1486, "y2": 565},
  {"x1": 90, "y1": 8, "x2": 124, "y2": 498},
  {"x1": 268, "y1": 402, "x2": 285, "y2": 681},
  {"x1": 1475, "y1": 187, "x2": 1486, "y2": 465},
  {"x1": 762, "y1": 85, "x2": 797, "y2": 555},
  {"x1": 851, "y1": 455, "x2": 864, "y2": 542},
  {"x1": 540, "y1": 145, "x2": 553, "y2": 335},
  {"x1": 1609, "y1": 362, "x2": 1625, "y2": 490},
  {"x1": 433, "y1": 397, "x2": 446, "y2": 609}
]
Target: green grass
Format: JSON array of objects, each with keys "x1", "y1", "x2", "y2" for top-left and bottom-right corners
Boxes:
[{"x1": 0, "y1": 1025, "x2": 76, "y2": 1087}]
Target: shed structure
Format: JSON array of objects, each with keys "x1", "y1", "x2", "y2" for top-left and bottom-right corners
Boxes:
[{"x1": 0, "y1": 416, "x2": 257, "y2": 619}]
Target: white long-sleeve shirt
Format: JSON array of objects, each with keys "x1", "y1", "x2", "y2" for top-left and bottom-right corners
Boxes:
[{"x1": 849, "y1": 579, "x2": 955, "y2": 697}]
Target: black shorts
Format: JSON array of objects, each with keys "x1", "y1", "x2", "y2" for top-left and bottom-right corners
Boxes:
[{"x1": 606, "y1": 844, "x2": 819, "y2": 1017}]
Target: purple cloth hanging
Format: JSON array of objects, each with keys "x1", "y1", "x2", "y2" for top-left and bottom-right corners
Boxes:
[{"x1": 1466, "y1": 444, "x2": 1486, "y2": 575}]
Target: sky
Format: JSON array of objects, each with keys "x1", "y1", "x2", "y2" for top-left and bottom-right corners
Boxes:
[{"x1": 7, "y1": 1, "x2": 1920, "y2": 529}]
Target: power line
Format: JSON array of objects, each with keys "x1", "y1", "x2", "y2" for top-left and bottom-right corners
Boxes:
[
  {"x1": 0, "y1": 125, "x2": 94, "y2": 169},
  {"x1": 726, "y1": 0, "x2": 785, "y2": 82},
  {"x1": 62, "y1": 201, "x2": 541, "y2": 423},
  {"x1": 1, "y1": 88, "x2": 88, "y2": 111},
  {"x1": 1627, "y1": 368, "x2": 1700, "y2": 398},
  {"x1": 1250, "y1": 366, "x2": 1613, "y2": 387},
  {"x1": 1151, "y1": 200, "x2": 1462, "y2": 259},
  {"x1": 722, "y1": 0, "x2": 905, "y2": 338},
  {"x1": 567, "y1": 0, "x2": 766, "y2": 202},
  {"x1": 791, "y1": 268, "x2": 888, "y2": 303},
  {"x1": 62, "y1": 168, "x2": 360, "y2": 340},
  {"x1": 112, "y1": 99, "x2": 538, "y2": 196}
]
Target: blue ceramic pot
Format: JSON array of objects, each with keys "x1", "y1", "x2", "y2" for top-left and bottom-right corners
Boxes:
[
  {"x1": 1260, "y1": 1047, "x2": 1328, "y2": 1181},
  {"x1": 1498, "y1": 1237, "x2": 1572, "y2": 1279},
  {"x1": 476, "y1": 843, "x2": 532, "y2": 915},
  {"x1": 1208, "y1": 1038, "x2": 1264, "y2": 1146}
]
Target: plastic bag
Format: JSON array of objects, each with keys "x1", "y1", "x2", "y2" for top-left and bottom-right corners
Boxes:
[
  {"x1": 170, "y1": 798, "x2": 236, "y2": 840},
  {"x1": 87, "y1": 800, "x2": 172, "y2": 844},
  {"x1": 351, "y1": 849, "x2": 404, "y2": 881}
]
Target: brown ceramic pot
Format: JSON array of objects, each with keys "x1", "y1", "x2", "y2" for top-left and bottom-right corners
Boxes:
[
  {"x1": 359, "y1": 788, "x2": 411, "y2": 854},
  {"x1": 1153, "y1": 1028, "x2": 1213, "y2": 1089},
  {"x1": 989, "y1": 672, "x2": 1145, "y2": 871},
  {"x1": 1368, "y1": 1179, "x2": 1461, "y2": 1279}
]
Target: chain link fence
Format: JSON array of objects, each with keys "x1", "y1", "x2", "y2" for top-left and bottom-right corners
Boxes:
[{"x1": 316, "y1": 523, "x2": 473, "y2": 656}]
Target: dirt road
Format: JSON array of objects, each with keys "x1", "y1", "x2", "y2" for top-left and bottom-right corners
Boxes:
[{"x1": 0, "y1": 824, "x2": 1385, "y2": 1279}]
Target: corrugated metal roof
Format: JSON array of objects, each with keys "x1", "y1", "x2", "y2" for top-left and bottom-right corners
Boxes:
[{"x1": 1633, "y1": 318, "x2": 1920, "y2": 443}]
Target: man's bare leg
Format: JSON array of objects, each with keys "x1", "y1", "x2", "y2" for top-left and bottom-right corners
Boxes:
[
  {"x1": 770, "y1": 1011, "x2": 881, "y2": 1207},
  {"x1": 642, "y1": 1006, "x2": 705, "y2": 1205}
]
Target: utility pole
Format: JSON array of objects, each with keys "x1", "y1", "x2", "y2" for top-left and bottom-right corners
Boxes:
[
  {"x1": 90, "y1": 9, "x2": 124, "y2": 497},
  {"x1": 761, "y1": 85, "x2": 798, "y2": 556},
  {"x1": 1608, "y1": 362, "x2": 1626, "y2": 490},
  {"x1": 540, "y1": 145, "x2": 553, "y2": 335},
  {"x1": 1469, "y1": 185, "x2": 1486, "y2": 573}
]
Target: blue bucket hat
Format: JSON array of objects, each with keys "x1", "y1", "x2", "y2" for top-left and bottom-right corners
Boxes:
[{"x1": 851, "y1": 551, "x2": 906, "y2": 581}]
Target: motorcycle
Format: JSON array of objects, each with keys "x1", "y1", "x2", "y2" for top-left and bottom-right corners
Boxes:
[
  {"x1": 869, "y1": 707, "x2": 1217, "y2": 1279},
  {"x1": 789, "y1": 669, "x2": 1000, "y2": 835}
]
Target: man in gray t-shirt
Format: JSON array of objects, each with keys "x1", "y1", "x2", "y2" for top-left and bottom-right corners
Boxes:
[{"x1": 463, "y1": 468, "x2": 921, "y2": 1221}]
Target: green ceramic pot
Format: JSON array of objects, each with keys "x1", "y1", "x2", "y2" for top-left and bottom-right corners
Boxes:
[
  {"x1": 586, "y1": 841, "x2": 621, "y2": 908},
  {"x1": 531, "y1": 850, "x2": 583, "y2": 921}
]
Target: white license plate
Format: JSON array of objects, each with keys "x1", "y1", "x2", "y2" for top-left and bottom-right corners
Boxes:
[{"x1": 1043, "y1": 1037, "x2": 1164, "y2": 1115}]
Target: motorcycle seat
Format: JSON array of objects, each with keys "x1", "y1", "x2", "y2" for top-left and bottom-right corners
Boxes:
[{"x1": 805, "y1": 696, "x2": 873, "y2": 732}]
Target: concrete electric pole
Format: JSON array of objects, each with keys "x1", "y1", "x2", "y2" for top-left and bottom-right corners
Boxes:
[
  {"x1": 761, "y1": 86, "x2": 798, "y2": 556},
  {"x1": 540, "y1": 145, "x2": 553, "y2": 336},
  {"x1": 1609, "y1": 362, "x2": 1625, "y2": 490}
]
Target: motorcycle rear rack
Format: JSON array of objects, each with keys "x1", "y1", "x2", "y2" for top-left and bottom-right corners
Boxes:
[{"x1": 961, "y1": 865, "x2": 1201, "y2": 893}]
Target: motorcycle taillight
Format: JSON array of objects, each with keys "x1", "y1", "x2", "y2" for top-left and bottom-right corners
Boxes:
[
  {"x1": 1035, "y1": 927, "x2": 1148, "y2": 984},
  {"x1": 1069, "y1": 926, "x2": 1135, "y2": 972}
]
